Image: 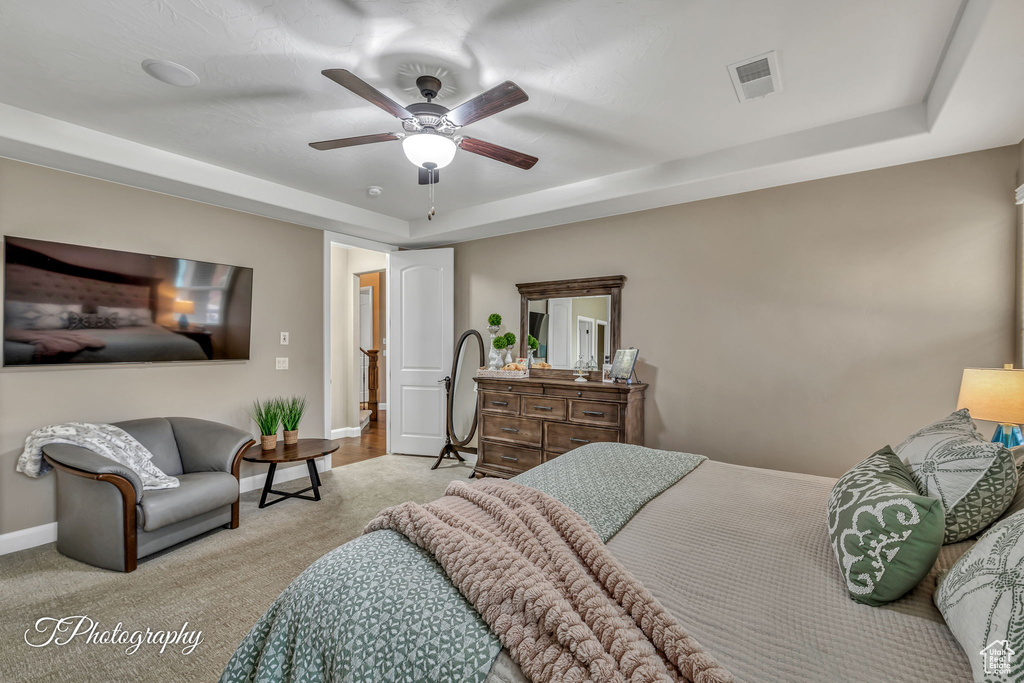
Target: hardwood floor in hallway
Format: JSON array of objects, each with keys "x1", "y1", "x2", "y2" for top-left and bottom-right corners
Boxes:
[{"x1": 332, "y1": 411, "x2": 387, "y2": 468}]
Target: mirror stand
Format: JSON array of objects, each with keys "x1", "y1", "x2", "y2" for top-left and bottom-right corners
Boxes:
[{"x1": 431, "y1": 329, "x2": 486, "y2": 470}]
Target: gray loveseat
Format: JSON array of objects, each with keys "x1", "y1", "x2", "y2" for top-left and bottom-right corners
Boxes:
[{"x1": 42, "y1": 417, "x2": 255, "y2": 572}]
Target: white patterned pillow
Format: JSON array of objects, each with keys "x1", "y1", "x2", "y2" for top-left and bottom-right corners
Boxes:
[
  {"x1": 4, "y1": 301, "x2": 82, "y2": 330},
  {"x1": 936, "y1": 510, "x2": 1024, "y2": 682},
  {"x1": 897, "y1": 409, "x2": 1017, "y2": 544},
  {"x1": 97, "y1": 306, "x2": 152, "y2": 326}
]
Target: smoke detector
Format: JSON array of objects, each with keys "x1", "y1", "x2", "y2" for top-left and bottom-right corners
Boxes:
[
  {"x1": 366, "y1": 186, "x2": 383, "y2": 198},
  {"x1": 727, "y1": 51, "x2": 781, "y2": 102}
]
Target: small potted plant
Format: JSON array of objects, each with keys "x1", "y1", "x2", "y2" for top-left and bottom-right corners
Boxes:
[
  {"x1": 249, "y1": 398, "x2": 282, "y2": 450},
  {"x1": 280, "y1": 395, "x2": 308, "y2": 445},
  {"x1": 502, "y1": 332, "x2": 517, "y2": 365},
  {"x1": 527, "y1": 334, "x2": 539, "y2": 367},
  {"x1": 491, "y1": 334, "x2": 509, "y2": 369},
  {"x1": 486, "y1": 313, "x2": 503, "y2": 369}
]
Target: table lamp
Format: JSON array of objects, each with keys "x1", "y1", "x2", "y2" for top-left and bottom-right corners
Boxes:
[
  {"x1": 173, "y1": 299, "x2": 195, "y2": 329},
  {"x1": 956, "y1": 366, "x2": 1024, "y2": 448}
]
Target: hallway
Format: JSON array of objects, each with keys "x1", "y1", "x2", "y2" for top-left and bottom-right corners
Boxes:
[{"x1": 332, "y1": 411, "x2": 387, "y2": 468}]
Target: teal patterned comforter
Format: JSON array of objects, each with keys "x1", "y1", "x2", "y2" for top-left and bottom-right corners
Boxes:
[{"x1": 220, "y1": 443, "x2": 705, "y2": 683}]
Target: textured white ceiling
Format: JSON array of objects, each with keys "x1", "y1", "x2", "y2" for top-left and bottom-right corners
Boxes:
[{"x1": 0, "y1": 0, "x2": 962, "y2": 219}]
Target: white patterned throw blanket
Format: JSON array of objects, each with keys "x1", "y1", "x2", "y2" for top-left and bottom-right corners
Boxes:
[{"x1": 17, "y1": 422, "x2": 179, "y2": 490}]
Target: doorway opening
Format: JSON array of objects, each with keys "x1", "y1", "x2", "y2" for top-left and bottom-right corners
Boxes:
[{"x1": 322, "y1": 232, "x2": 395, "y2": 466}]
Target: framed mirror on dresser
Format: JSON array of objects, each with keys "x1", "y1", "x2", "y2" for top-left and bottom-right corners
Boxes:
[{"x1": 472, "y1": 275, "x2": 646, "y2": 479}]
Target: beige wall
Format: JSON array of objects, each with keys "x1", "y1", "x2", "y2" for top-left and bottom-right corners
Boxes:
[
  {"x1": 454, "y1": 147, "x2": 1020, "y2": 478},
  {"x1": 0, "y1": 158, "x2": 324, "y2": 535}
]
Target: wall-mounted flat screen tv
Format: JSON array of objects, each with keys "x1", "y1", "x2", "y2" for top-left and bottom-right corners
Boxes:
[{"x1": 3, "y1": 237, "x2": 253, "y2": 366}]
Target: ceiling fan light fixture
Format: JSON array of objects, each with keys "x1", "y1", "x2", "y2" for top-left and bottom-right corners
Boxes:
[{"x1": 402, "y1": 132, "x2": 457, "y2": 169}]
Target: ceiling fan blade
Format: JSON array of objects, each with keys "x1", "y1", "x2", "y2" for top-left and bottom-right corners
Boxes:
[
  {"x1": 309, "y1": 133, "x2": 400, "y2": 151},
  {"x1": 444, "y1": 81, "x2": 528, "y2": 127},
  {"x1": 321, "y1": 69, "x2": 413, "y2": 120},
  {"x1": 458, "y1": 137, "x2": 538, "y2": 170}
]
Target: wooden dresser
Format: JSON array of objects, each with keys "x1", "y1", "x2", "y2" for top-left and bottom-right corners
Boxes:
[{"x1": 473, "y1": 376, "x2": 646, "y2": 478}]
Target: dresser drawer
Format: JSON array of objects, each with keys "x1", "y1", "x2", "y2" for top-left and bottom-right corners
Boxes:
[
  {"x1": 481, "y1": 414, "x2": 542, "y2": 448},
  {"x1": 481, "y1": 391, "x2": 520, "y2": 415},
  {"x1": 544, "y1": 422, "x2": 620, "y2": 454},
  {"x1": 568, "y1": 400, "x2": 620, "y2": 427},
  {"x1": 478, "y1": 380, "x2": 544, "y2": 395},
  {"x1": 521, "y1": 397, "x2": 567, "y2": 420},
  {"x1": 480, "y1": 442, "x2": 542, "y2": 472},
  {"x1": 545, "y1": 386, "x2": 624, "y2": 402}
]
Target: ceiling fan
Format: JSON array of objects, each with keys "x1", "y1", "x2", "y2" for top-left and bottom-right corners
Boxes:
[{"x1": 309, "y1": 69, "x2": 538, "y2": 185}]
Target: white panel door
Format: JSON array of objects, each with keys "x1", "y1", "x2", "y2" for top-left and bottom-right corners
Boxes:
[
  {"x1": 547, "y1": 298, "x2": 573, "y2": 369},
  {"x1": 387, "y1": 249, "x2": 454, "y2": 455}
]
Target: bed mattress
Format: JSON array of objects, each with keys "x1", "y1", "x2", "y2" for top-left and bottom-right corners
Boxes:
[{"x1": 489, "y1": 459, "x2": 974, "y2": 682}]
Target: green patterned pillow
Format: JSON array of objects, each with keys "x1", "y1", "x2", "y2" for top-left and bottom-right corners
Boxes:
[
  {"x1": 827, "y1": 447, "x2": 945, "y2": 606},
  {"x1": 896, "y1": 409, "x2": 1018, "y2": 544},
  {"x1": 935, "y1": 510, "x2": 1024, "y2": 682}
]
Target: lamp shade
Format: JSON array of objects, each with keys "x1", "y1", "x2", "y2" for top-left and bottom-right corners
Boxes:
[
  {"x1": 402, "y1": 132, "x2": 457, "y2": 169},
  {"x1": 956, "y1": 368, "x2": 1024, "y2": 424},
  {"x1": 172, "y1": 299, "x2": 195, "y2": 314}
]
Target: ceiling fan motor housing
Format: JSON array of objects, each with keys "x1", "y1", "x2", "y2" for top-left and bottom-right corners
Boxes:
[{"x1": 416, "y1": 75, "x2": 443, "y2": 101}]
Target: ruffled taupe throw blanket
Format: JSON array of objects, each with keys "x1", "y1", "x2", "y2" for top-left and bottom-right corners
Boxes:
[
  {"x1": 17, "y1": 422, "x2": 179, "y2": 490},
  {"x1": 365, "y1": 478, "x2": 732, "y2": 683}
]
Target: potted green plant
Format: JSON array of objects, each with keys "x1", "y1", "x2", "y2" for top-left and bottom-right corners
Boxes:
[
  {"x1": 491, "y1": 334, "x2": 508, "y2": 370},
  {"x1": 249, "y1": 398, "x2": 282, "y2": 450},
  {"x1": 527, "y1": 334, "x2": 539, "y2": 367},
  {"x1": 487, "y1": 313, "x2": 503, "y2": 369},
  {"x1": 280, "y1": 395, "x2": 308, "y2": 445},
  {"x1": 502, "y1": 332, "x2": 517, "y2": 365}
]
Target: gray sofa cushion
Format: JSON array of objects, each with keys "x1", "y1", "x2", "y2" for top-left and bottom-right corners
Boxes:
[
  {"x1": 137, "y1": 472, "x2": 238, "y2": 531},
  {"x1": 114, "y1": 418, "x2": 184, "y2": 476}
]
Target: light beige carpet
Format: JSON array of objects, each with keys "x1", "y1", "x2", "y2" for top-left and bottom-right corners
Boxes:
[{"x1": 0, "y1": 454, "x2": 474, "y2": 683}]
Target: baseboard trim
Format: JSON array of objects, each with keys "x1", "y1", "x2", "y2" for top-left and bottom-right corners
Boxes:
[
  {"x1": 331, "y1": 426, "x2": 364, "y2": 439},
  {"x1": 0, "y1": 522, "x2": 57, "y2": 556},
  {"x1": 238, "y1": 456, "x2": 330, "y2": 494}
]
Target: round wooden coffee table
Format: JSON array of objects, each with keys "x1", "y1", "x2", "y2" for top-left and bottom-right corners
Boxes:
[{"x1": 242, "y1": 438, "x2": 340, "y2": 508}]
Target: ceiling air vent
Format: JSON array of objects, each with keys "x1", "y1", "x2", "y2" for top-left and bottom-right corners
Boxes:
[{"x1": 728, "y1": 51, "x2": 781, "y2": 102}]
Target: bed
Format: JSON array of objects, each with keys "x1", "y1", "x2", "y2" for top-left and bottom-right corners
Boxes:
[
  {"x1": 4, "y1": 325, "x2": 207, "y2": 364},
  {"x1": 221, "y1": 444, "x2": 973, "y2": 683}
]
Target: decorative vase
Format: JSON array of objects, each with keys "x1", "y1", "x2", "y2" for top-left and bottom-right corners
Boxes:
[
  {"x1": 503, "y1": 347, "x2": 515, "y2": 366},
  {"x1": 527, "y1": 348, "x2": 535, "y2": 368},
  {"x1": 261, "y1": 434, "x2": 278, "y2": 450},
  {"x1": 284, "y1": 429, "x2": 298, "y2": 445},
  {"x1": 487, "y1": 326, "x2": 504, "y2": 370}
]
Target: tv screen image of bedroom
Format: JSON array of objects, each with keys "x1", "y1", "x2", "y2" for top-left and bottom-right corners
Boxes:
[{"x1": 2, "y1": 236, "x2": 253, "y2": 365}]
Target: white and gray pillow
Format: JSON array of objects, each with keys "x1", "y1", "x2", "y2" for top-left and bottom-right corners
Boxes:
[
  {"x1": 935, "y1": 510, "x2": 1024, "y2": 682},
  {"x1": 67, "y1": 311, "x2": 118, "y2": 330},
  {"x1": 4, "y1": 301, "x2": 82, "y2": 330},
  {"x1": 896, "y1": 409, "x2": 1017, "y2": 544},
  {"x1": 97, "y1": 306, "x2": 152, "y2": 326}
]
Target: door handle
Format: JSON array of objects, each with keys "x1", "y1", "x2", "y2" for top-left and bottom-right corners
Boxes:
[
  {"x1": 533, "y1": 405, "x2": 553, "y2": 411},
  {"x1": 582, "y1": 410, "x2": 605, "y2": 417},
  {"x1": 500, "y1": 455, "x2": 519, "y2": 462},
  {"x1": 501, "y1": 427, "x2": 520, "y2": 433},
  {"x1": 491, "y1": 401, "x2": 509, "y2": 406},
  {"x1": 569, "y1": 437, "x2": 591, "y2": 444}
]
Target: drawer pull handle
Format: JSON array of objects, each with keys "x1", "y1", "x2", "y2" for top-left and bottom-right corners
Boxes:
[
  {"x1": 500, "y1": 455, "x2": 519, "y2": 462},
  {"x1": 501, "y1": 427, "x2": 520, "y2": 433},
  {"x1": 582, "y1": 410, "x2": 605, "y2": 416},
  {"x1": 491, "y1": 401, "x2": 509, "y2": 406},
  {"x1": 533, "y1": 406, "x2": 553, "y2": 411},
  {"x1": 569, "y1": 437, "x2": 591, "y2": 444},
  {"x1": 577, "y1": 391, "x2": 582, "y2": 397},
  {"x1": 507, "y1": 386, "x2": 513, "y2": 391}
]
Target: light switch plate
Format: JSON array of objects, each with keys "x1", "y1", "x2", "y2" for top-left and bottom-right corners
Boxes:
[
  {"x1": 275, "y1": 357, "x2": 289, "y2": 370},
  {"x1": 280, "y1": 331, "x2": 289, "y2": 345}
]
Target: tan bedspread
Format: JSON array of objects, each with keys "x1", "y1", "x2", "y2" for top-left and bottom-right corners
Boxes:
[
  {"x1": 486, "y1": 460, "x2": 973, "y2": 683},
  {"x1": 366, "y1": 478, "x2": 733, "y2": 683}
]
